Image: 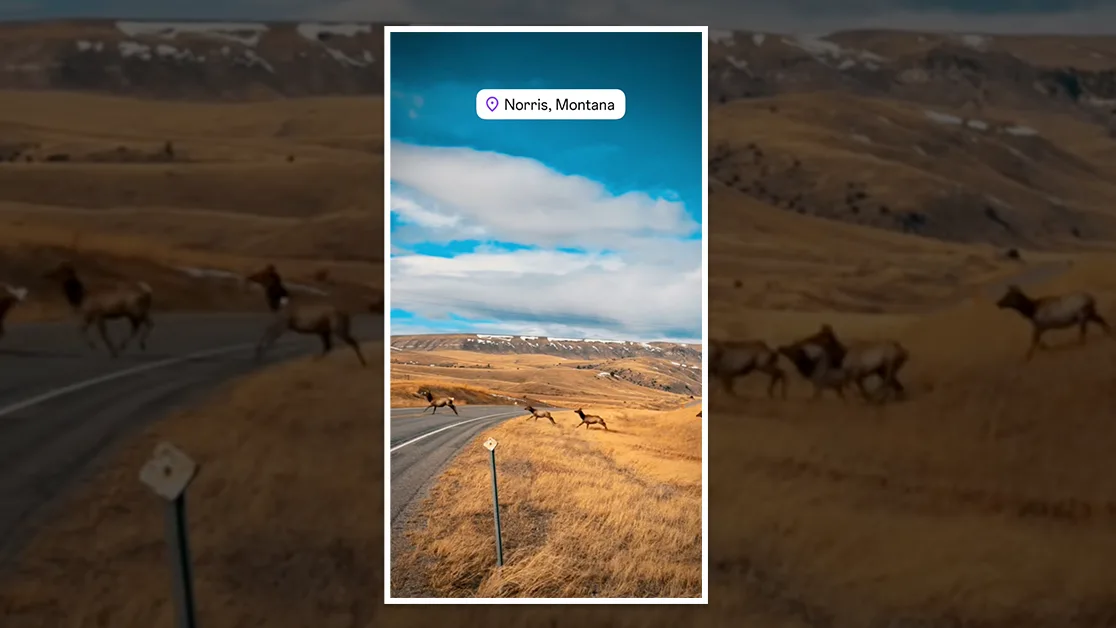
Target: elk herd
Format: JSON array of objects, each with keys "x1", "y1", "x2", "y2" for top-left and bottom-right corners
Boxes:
[
  {"x1": 0, "y1": 261, "x2": 378, "y2": 365},
  {"x1": 523, "y1": 404, "x2": 609, "y2": 430},
  {"x1": 711, "y1": 284, "x2": 1111, "y2": 405}
]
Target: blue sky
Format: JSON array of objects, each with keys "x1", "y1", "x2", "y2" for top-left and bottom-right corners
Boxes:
[
  {"x1": 388, "y1": 31, "x2": 703, "y2": 342},
  {"x1": 10, "y1": 1, "x2": 1116, "y2": 34}
]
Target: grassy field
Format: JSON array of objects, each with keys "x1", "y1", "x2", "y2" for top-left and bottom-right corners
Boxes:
[
  {"x1": 0, "y1": 344, "x2": 386, "y2": 628},
  {"x1": 392, "y1": 405, "x2": 702, "y2": 598},
  {"x1": 391, "y1": 349, "x2": 697, "y2": 410},
  {"x1": 0, "y1": 91, "x2": 383, "y2": 322},
  {"x1": 10, "y1": 249, "x2": 1115, "y2": 622},
  {"x1": 2, "y1": 53, "x2": 1116, "y2": 625}
]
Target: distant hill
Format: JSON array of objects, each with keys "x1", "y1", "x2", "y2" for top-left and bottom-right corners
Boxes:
[
  {"x1": 5, "y1": 20, "x2": 1116, "y2": 250},
  {"x1": 389, "y1": 333, "x2": 703, "y2": 363}
]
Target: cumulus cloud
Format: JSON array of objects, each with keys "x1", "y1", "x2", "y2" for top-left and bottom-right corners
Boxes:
[
  {"x1": 390, "y1": 142, "x2": 699, "y2": 250},
  {"x1": 389, "y1": 144, "x2": 702, "y2": 341}
]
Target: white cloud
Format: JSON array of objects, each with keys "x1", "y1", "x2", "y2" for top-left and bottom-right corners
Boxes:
[
  {"x1": 390, "y1": 142, "x2": 698, "y2": 249},
  {"x1": 391, "y1": 250, "x2": 701, "y2": 341},
  {"x1": 389, "y1": 144, "x2": 702, "y2": 340}
]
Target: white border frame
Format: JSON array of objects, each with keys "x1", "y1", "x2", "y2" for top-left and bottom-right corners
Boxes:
[{"x1": 383, "y1": 24, "x2": 709, "y2": 605}]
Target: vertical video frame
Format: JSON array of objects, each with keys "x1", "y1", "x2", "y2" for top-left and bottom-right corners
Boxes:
[{"x1": 384, "y1": 25, "x2": 709, "y2": 602}]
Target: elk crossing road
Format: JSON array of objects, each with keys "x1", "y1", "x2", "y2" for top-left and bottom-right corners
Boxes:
[{"x1": 0, "y1": 311, "x2": 382, "y2": 567}]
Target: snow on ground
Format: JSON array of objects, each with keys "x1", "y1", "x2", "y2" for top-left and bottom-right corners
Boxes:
[
  {"x1": 324, "y1": 47, "x2": 370, "y2": 67},
  {"x1": 240, "y1": 49, "x2": 274, "y2": 73},
  {"x1": 966, "y1": 119, "x2": 989, "y2": 131},
  {"x1": 924, "y1": 110, "x2": 963, "y2": 125},
  {"x1": 1005, "y1": 125, "x2": 1038, "y2": 136},
  {"x1": 296, "y1": 22, "x2": 372, "y2": 41},
  {"x1": 118, "y1": 41, "x2": 152, "y2": 60},
  {"x1": 752, "y1": 33, "x2": 766, "y2": 46},
  {"x1": 782, "y1": 35, "x2": 887, "y2": 67},
  {"x1": 960, "y1": 34, "x2": 989, "y2": 50},
  {"x1": 295, "y1": 23, "x2": 376, "y2": 68},
  {"x1": 115, "y1": 21, "x2": 269, "y2": 47},
  {"x1": 710, "y1": 30, "x2": 735, "y2": 45},
  {"x1": 726, "y1": 55, "x2": 748, "y2": 70}
]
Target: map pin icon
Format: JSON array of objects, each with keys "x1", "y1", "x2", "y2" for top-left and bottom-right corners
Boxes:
[{"x1": 486, "y1": 96, "x2": 498, "y2": 112}]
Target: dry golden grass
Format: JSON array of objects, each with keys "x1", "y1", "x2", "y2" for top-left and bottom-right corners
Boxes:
[
  {"x1": 391, "y1": 405, "x2": 702, "y2": 598},
  {"x1": 391, "y1": 348, "x2": 694, "y2": 410},
  {"x1": 708, "y1": 91, "x2": 1116, "y2": 321},
  {"x1": 389, "y1": 379, "x2": 517, "y2": 407},
  {"x1": 0, "y1": 91, "x2": 383, "y2": 322},
  {"x1": 5, "y1": 71, "x2": 1116, "y2": 624},
  {"x1": 710, "y1": 263, "x2": 1116, "y2": 624},
  {"x1": 0, "y1": 344, "x2": 385, "y2": 628},
  {"x1": 4, "y1": 263, "x2": 1116, "y2": 623}
]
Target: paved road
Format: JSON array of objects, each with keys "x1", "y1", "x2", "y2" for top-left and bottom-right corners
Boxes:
[
  {"x1": 388, "y1": 403, "x2": 570, "y2": 564},
  {"x1": 0, "y1": 311, "x2": 382, "y2": 566}
]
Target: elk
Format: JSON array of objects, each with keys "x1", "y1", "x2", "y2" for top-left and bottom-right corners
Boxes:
[
  {"x1": 419, "y1": 389, "x2": 458, "y2": 416},
  {"x1": 0, "y1": 283, "x2": 28, "y2": 342},
  {"x1": 573, "y1": 408, "x2": 608, "y2": 430},
  {"x1": 776, "y1": 324, "x2": 864, "y2": 398},
  {"x1": 246, "y1": 265, "x2": 367, "y2": 366},
  {"x1": 782, "y1": 324, "x2": 847, "y2": 375},
  {"x1": 774, "y1": 324, "x2": 849, "y2": 398},
  {"x1": 43, "y1": 262, "x2": 154, "y2": 357},
  {"x1": 523, "y1": 404, "x2": 556, "y2": 424},
  {"x1": 830, "y1": 340, "x2": 910, "y2": 404},
  {"x1": 777, "y1": 342, "x2": 851, "y2": 400},
  {"x1": 996, "y1": 284, "x2": 1111, "y2": 361},
  {"x1": 709, "y1": 338, "x2": 787, "y2": 398}
]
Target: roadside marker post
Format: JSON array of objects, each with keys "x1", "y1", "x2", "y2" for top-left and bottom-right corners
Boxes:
[
  {"x1": 140, "y1": 441, "x2": 201, "y2": 628},
  {"x1": 483, "y1": 437, "x2": 504, "y2": 567}
]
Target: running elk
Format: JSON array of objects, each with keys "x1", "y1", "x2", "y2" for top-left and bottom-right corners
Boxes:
[
  {"x1": 837, "y1": 340, "x2": 910, "y2": 403},
  {"x1": 776, "y1": 324, "x2": 849, "y2": 399},
  {"x1": 996, "y1": 284, "x2": 1111, "y2": 361},
  {"x1": 0, "y1": 283, "x2": 28, "y2": 342},
  {"x1": 246, "y1": 265, "x2": 367, "y2": 366},
  {"x1": 573, "y1": 408, "x2": 608, "y2": 430},
  {"x1": 779, "y1": 326, "x2": 909, "y2": 404},
  {"x1": 420, "y1": 390, "x2": 458, "y2": 416},
  {"x1": 43, "y1": 262, "x2": 154, "y2": 357},
  {"x1": 523, "y1": 404, "x2": 556, "y2": 424},
  {"x1": 709, "y1": 338, "x2": 787, "y2": 399}
]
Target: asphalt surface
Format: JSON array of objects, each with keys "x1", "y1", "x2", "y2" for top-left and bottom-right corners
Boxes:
[
  {"x1": 388, "y1": 402, "x2": 567, "y2": 571},
  {"x1": 0, "y1": 311, "x2": 382, "y2": 566}
]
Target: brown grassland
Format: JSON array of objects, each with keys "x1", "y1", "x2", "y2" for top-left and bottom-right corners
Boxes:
[
  {"x1": 388, "y1": 344, "x2": 703, "y2": 598},
  {"x1": 0, "y1": 91, "x2": 383, "y2": 322},
  {"x1": 390, "y1": 348, "x2": 695, "y2": 410},
  {"x1": 3, "y1": 57, "x2": 1116, "y2": 628},
  {"x1": 391, "y1": 405, "x2": 702, "y2": 598}
]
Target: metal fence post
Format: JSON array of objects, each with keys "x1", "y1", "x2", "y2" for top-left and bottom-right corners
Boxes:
[
  {"x1": 482, "y1": 437, "x2": 504, "y2": 567},
  {"x1": 140, "y1": 442, "x2": 201, "y2": 628}
]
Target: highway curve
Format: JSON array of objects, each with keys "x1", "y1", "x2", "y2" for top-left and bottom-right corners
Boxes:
[
  {"x1": 0, "y1": 311, "x2": 382, "y2": 566},
  {"x1": 388, "y1": 403, "x2": 557, "y2": 573}
]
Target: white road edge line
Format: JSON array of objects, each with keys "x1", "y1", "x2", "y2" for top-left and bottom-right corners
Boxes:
[
  {"x1": 0, "y1": 342, "x2": 259, "y2": 419},
  {"x1": 389, "y1": 411, "x2": 520, "y2": 454}
]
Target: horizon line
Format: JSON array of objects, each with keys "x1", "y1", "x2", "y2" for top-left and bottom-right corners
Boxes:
[{"x1": 389, "y1": 331, "x2": 702, "y2": 344}]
